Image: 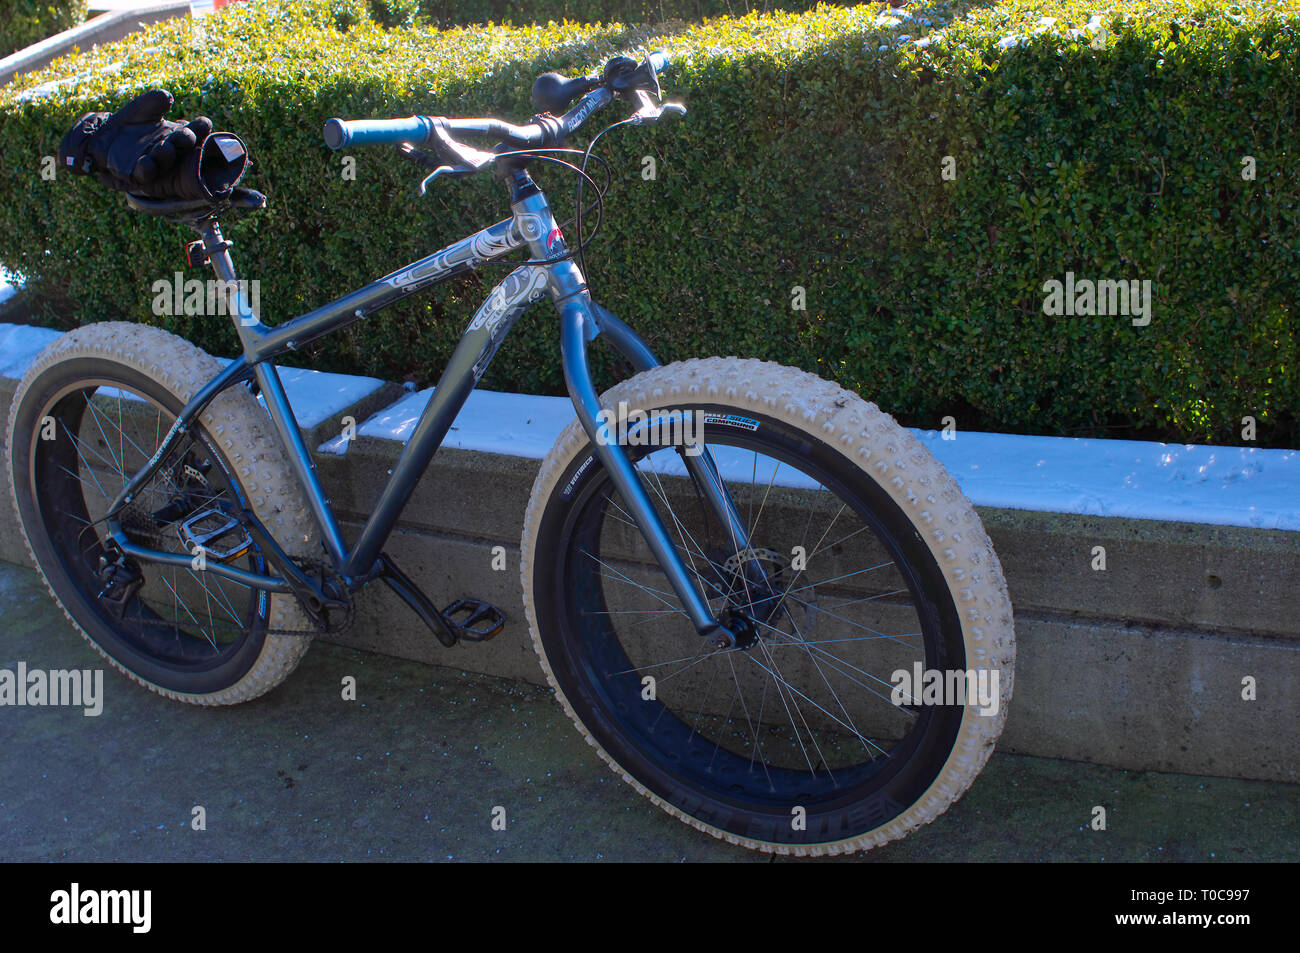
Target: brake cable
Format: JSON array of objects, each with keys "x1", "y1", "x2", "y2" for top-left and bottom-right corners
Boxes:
[
  {"x1": 488, "y1": 147, "x2": 613, "y2": 268},
  {"x1": 572, "y1": 116, "x2": 637, "y2": 282},
  {"x1": 395, "y1": 90, "x2": 655, "y2": 287},
  {"x1": 487, "y1": 112, "x2": 647, "y2": 280}
]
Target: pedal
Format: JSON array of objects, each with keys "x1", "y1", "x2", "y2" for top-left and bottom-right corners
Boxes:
[
  {"x1": 441, "y1": 598, "x2": 505, "y2": 642},
  {"x1": 177, "y1": 507, "x2": 252, "y2": 562}
]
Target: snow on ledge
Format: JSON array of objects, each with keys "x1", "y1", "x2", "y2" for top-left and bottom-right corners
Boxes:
[
  {"x1": 320, "y1": 387, "x2": 576, "y2": 460},
  {"x1": 1, "y1": 323, "x2": 1295, "y2": 532},
  {"x1": 0, "y1": 324, "x2": 61, "y2": 379},
  {"x1": 912, "y1": 430, "x2": 1297, "y2": 532},
  {"x1": 0, "y1": 322, "x2": 383, "y2": 430},
  {"x1": 323, "y1": 384, "x2": 1300, "y2": 533}
]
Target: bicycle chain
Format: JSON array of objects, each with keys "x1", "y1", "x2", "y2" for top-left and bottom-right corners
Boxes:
[{"x1": 106, "y1": 555, "x2": 354, "y2": 639}]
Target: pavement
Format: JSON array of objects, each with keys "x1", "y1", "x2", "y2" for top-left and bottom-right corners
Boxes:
[{"x1": 1, "y1": 561, "x2": 1296, "y2": 863}]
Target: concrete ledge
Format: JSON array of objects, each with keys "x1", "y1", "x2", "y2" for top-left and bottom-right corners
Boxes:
[
  {"x1": 0, "y1": 2, "x2": 191, "y2": 87},
  {"x1": 0, "y1": 351, "x2": 1295, "y2": 784},
  {"x1": 310, "y1": 441, "x2": 1299, "y2": 783}
]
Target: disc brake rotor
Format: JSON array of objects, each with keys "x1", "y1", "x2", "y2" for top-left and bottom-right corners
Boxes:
[{"x1": 717, "y1": 545, "x2": 819, "y2": 637}]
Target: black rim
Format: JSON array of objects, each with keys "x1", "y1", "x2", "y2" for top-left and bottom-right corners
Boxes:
[{"x1": 535, "y1": 406, "x2": 966, "y2": 845}]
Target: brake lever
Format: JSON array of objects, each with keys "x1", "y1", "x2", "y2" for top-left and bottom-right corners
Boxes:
[
  {"x1": 395, "y1": 143, "x2": 468, "y2": 194},
  {"x1": 629, "y1": 89, "x2": 687, "y2": 126},
  {"x1": 418, "y1": 166, "x2": 469, "y2": 195},
  {"x1": 396, "y1": 121, "x2": 496, "y2": 194}
]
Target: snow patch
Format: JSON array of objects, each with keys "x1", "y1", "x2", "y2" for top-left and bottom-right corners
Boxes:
[
  {"x1": 0, "y1": 323, "x2": 383, "y2": 429},
  {"x1": 0, "y1": 324, "x2": 61, "y2": 379},
  {"x1": 1, "y1": 323, "x2": 1294, "y2": 532},
  {"x1": 912, "y1": 430, "x2": 1298, "y2": 531},
  {"x1": 271, "y1": 365, "x2": 385, "y2": 430},
  {"x1": 323, "y1": 384, "x2": 1300, "y2": 532},
  {"x1": 319, "y1": 387, "x2": 576, "y2": 459}
]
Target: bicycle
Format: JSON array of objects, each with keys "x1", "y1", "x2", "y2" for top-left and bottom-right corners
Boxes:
[{"x1": 7, "y1": 51, "x2": 1015, "y2": 855}]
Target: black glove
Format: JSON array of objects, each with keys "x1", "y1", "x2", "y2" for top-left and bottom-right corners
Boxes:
[{"x1": 59, "y1": 89, "x2": 249, "y2": 201}]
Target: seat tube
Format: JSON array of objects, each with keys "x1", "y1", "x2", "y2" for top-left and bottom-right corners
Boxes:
[{"x1": 202, "y1": 219, "x2": 349, "y2": 568}]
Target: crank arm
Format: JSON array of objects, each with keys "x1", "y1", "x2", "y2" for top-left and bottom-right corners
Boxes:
[{"x1": 234, "y1": 507, "x2": 349, "y2": 617}]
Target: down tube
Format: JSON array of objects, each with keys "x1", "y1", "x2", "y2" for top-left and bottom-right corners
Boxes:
[{"x1": 341, "y1": 265, "x2": 550, "y2": 579}]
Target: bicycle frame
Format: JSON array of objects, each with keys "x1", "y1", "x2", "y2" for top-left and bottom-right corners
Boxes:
[{"x1": 102, "y1": 170, "x2": 751, "y2": 640}]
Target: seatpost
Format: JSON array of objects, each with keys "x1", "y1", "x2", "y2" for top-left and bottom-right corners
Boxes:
[
  {"x1": 197, "y1": 221, "x2": 237, "y2": 283},
  {"x1": 191, "y1": 219, "x2": 267, "y2": 349}
]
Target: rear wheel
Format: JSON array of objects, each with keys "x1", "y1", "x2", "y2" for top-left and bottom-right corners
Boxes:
[
  {"x1": 7, "y1": 322, "x2": 320, "y2": 705},
  {"x1": 522, "y1": 358, "x2": 1015, "y2": 854}
]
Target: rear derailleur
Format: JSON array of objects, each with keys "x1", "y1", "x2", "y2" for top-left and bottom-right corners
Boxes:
[{"x1": 95, "y1": 546, "x2": 143, "y2": 622}]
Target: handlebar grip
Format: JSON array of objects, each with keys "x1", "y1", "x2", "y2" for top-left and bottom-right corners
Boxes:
[{"x1": 323, "y1": 116, "x2": 435, "y2": 150}]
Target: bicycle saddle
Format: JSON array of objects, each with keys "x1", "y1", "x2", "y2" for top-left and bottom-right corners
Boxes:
[{"x1": 124, "y1": 186, "x2": 266, "y2": 224}]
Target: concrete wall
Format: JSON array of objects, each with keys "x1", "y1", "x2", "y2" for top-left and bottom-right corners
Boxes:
[{"x1": 0, "y1": 374, "x2": 1295, "y2": 783}]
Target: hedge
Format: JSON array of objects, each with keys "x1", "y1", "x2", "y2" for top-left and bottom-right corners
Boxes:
[
  {"x1": 0, "y1": 0, "x2": 1296, "y2": 448},
  {"x1": 0, "y1": 0, "x2": 87, "y2": 58},
  {"x1": 304, "y1": 0, "x2": 847, "y2": 33},
  {"x1": 413, "y1": 0, "x2": 841, "y2": 28}
]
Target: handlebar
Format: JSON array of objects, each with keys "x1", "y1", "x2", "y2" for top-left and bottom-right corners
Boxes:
[
  {"x1": 322, "y1": 50, "x2": 676, "y2": 157},
  {"x1": 323, "y1": 114, "x2": 551, "y2": 151}
]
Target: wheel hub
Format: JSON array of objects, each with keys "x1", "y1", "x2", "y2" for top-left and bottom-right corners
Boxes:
[{"x1": 708, "y1": 543, "x2": 820, "y2": 641}]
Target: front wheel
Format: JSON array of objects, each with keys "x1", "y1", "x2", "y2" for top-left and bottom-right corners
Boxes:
[{"x1": 521, "y1": 358, "x2": 1015, "y2": 855}]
